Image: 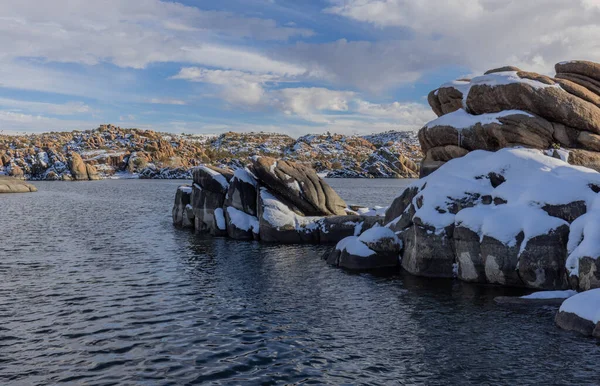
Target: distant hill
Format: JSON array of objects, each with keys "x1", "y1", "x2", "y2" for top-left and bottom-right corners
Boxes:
[{"x1": 0, "y1": 124, "x2": 422, "y2": 180}]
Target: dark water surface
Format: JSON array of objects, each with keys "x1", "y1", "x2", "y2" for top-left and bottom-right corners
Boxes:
[{"x1": 1, "y1": 179, "x2": 599, "y2": 385}]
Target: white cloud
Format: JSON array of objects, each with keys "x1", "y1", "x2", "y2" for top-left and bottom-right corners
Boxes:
[
  {"x1": 0, "y1": 111, "x2": 94, "y2": 133},
  {"x1": 320, "y1": 0, "x2": 600, "y2": 80},
  {"x1": 0, "y1": 98, "x2": 91, "y2": 115},
  {"x1": 148, "y1": 98, "x2": 187, "y2": 105},
  {"x1": 273, "y1": 87, "x2": 356, "y2": 117},
  {"x1": 0, "y1": 0, "x2": 307, "y2": 73}
]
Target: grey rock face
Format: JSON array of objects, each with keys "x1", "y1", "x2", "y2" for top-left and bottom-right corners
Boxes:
[
  {"x1": 555, "y1": 310, "x2": 598, "y2": 337},
  {"x1": 454, "y1": 226, "x2": 485, "y2": 283},
  {"x1": 224, "y1": 169, "x2": 258, "y2": 216},
  {"x1": 172, "y1": 186, "x2": 193, "y2": 228},
  {"x1": 318, "y1": 215, "x2": 383, "y2": 244},
  {"x1": 401, "y1": 224, "x2": 455, "y2": 278}
]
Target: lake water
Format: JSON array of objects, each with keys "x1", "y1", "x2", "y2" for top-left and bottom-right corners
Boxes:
[{"x1": 1, "y1": 179, "x2": 599, "y2": 385}]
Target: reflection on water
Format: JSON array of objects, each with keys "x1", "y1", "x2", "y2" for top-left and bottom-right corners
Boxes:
[{"x1": 0, "y1": 179, "x2": 599, "y2": 385}]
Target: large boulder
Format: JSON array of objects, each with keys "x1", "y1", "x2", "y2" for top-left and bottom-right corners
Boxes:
[
  {"x1": 555, "y1": 288, "x2": 600, "y2": 338},
  {"x1": 190, "y1": 165, "x2": 233, "y2": 237},
  {"x1": 565, "y1": 211, "x2": 600, "y2": 291},
  {"x1": 193, "y1": 165, "x2": 232, "y2": 194},
  {"x1": 225, "y1": 206, "x2": 259, "y2": 240},
  {"x1": 251, "y1": 157, "x2": 347, "y2": 216},
  {"x1": 401, "y1": 224, "x2": 456, "y2": 278},
  {"x1": 68, "y1": 152, "x2": 89, "y2": 181}
]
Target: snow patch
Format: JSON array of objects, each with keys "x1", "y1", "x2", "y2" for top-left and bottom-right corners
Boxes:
[
  {"x1": 559, "y1": 288, "x2": 600, "y2": 324},
  {"x1": 521, "y1": 290, "x2": 577, "y2": 300},
  {"x1": 214, "y1": 208, "x2": 226, "y2": 230},
  {"x1": 226, "y1": 206, "x2": 259, "y2": 233}
]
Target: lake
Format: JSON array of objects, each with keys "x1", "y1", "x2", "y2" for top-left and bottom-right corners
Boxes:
[{"x1": 1, "y1": 179, "x2": 599, "y2": 385}]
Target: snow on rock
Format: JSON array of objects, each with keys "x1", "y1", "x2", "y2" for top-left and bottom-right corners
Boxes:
[
  {"x1": 335, "y1": 236, "x2": 376, "y2": 257},
  {"x1": 199, "y1": 166, "x2": 229, "y2": 190},
  {"x1": 232, "y1": 168, "x2": 257, "y2": 187},
  {"x1": 356, "y1": 206, "x2": 388, "y2": 217},
  {"x1": 425, "y1": 109, "x2": 533, "y2": 130},
  {"x1": 214, "y1": 208, "x2": 226, "y2": 231},
  {"x1": 357, "y1": 226, "x2": 399, "y2": 244},
  {"x1": 226, "y1": 206, "x2": 259, "y2": 233},
  {"x1": 559, "y1": 289, "x2": 600, "y2": 324},
  {"x1": 259, "y1": 188, "x2": 320, "y2": 231},
  {"x1": 521, "y1": 290, "x2": 577, "y2": 300}
]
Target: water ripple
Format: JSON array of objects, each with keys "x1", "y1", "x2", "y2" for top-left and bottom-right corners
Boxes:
[{"x1": 1, "y1": 179, "x2": 599, "y2": 385}]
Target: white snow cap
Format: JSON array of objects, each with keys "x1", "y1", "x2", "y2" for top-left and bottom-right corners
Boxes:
[
  {"x1": 199, "y1": 166, "x2": 229, "y2": 190},
  {"x1": 559, "y1": 288, "x2": 600, "y2": 324}
]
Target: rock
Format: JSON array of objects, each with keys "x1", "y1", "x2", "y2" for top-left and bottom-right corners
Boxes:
[
  {"x1": 224, "y1": 168, "x2": 258, "y2": 216},
  {"x1": 385, "y1": 186, "x2": 420, "y2": 224},
  {"x1": 554, "y1": 78, "x2": 600, "y2": 108},
  {"x1": 8, "y1": 164, "x2": 24, "y2": 178},
  {"x1": 401, "y1": 224, "x2": 455, "y2": 278},
  {"x1": 484, "y1": 66, "x2": 522, "y2": 74},
  {"x1": 572, "y1": 257, "x2": 600, "y2": 292},
  {"x1": 517, "y1": 226, "x2": 570, "y2": 290},
  {"x1": 555, "y1": 288, "x2": 600, "y2": 338},
  {"x1": 318, "y1": 215, "x2": 383, "y2": 244},
  {"x1": 426, "y1": 145, "x2": 469, "y2": 162},
  {"x1": 251, "y1": 157, "x2": 347, "y2": 216},
  {"x1": 454, "y1": 225, "x2": 485, "y2": 283},
  {"x1": 326, "y1": 227, "x2": 401, "y2": 271},
  {"x1": 191, "y1": 183, "x2": 228, "y2": 236},
  {"x1": 68, "y1": 152, "x2": 89, "y2": 181},
  {"x1": 86, "y1": 163, "x2": 100, "y2": 181},
  {"x1": 555, "y1": 60, "x2": 600, "y2": 83},
  {"x1": 555, "y1": 73, "x2": 600, "y2": 98},
  {"x1": 0, "y1": 176, "x2": 37, "y2": 193},
  {"x1": 172, "y1": 185, "x2": 193, "y2": 228},
  {"x1": 193, "y1": 165, "x2": 232, "y2": 194},
  {"x1": 257, "y1": 187, "x2": 320, "y2": 244},
  {"x1": 542, "y1": 201, "x2": 587, "y2": 223},
  {"x1": 576, "y1": 131, "x2": 600, "y2": 152},
  {"x1": 225, "y1": 206, "x2": 259, "y2": 240},
  {"x1": 568, "y1": 149, "x2": 600, "y2": 172},
  {"x1": 466, "y1": 72, "x2": 600, "y2": 135}
]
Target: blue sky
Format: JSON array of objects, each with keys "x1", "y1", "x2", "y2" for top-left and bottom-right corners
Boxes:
[{"x1": 2, "y1": 0, "x2": 600, "y2": 136}]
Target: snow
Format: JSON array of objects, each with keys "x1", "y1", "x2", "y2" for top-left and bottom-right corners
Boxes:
[
  {"x1": 469, "y1": 71, "x2": 559, "y2": 90},
  {"x1": 521, "y1": 290, "x2": 577, "y2": 300},
  {"x1": 178, "y1": 185, "x2": 192, "y2": 194},
  {"x1": 425, "y1": 109, "x2": 534, "y2": 130},
  {"x1": 260, "y1": 188, "x2": 321, "y2": 230},
  {"x1": 232, "y1": 168, "x2": 257, "y2": 187},
  {"x1": 214, "y1": 208, "x2": 226, "y2": 230},
  {"x1": 357, "y1": 206, "x2": 387, "y2": 217},
  {"x1": 566, "y1": 204, "x2": 600, "y2": 275},
  {"x1": 226, "y1": 206, "x2": 259, "y2": 233},
  {"x1": 559, "y1": 288, "x2": 600, "y2": 324},
  {"x1": 398, "y1": 148, "x2": 600, "y2": 245},
  {"x1": 358, "y1": 226, "x2": 399, "y2": 244},
  {"x1": 199, "y1": 166, "x2": 229, "y2": 190},
  {"x1": 335, "y1": 236, "x2": 376, "y2": 257}
]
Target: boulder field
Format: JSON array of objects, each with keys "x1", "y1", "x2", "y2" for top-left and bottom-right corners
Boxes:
[{"x1": 421, "y1": 60, "x2": 600, "y2": 177}]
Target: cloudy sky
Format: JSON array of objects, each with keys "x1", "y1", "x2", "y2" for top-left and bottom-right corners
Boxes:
[{"x1": 2, "y1": 0, "x2": 600, "y2": 136}]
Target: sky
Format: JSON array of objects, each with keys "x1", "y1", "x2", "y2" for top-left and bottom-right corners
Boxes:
[{"x1": 2, "y1": 0, "x2": 600, "y2": 137}]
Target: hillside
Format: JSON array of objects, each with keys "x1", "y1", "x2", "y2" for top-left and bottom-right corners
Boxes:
[{"x1": 0, "y1": 125, "x2": 422, "y2": 180}]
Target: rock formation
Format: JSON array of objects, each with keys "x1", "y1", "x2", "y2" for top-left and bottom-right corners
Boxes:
[
  {"x1": 173, "y1": 157, "x2": 385, "y2": 245},
  {"x1": 0, "y1": 176, "x2": 37, "y2": 193},
  {"x1": 421, "y1": 60, "x2": 600, "y2": 176}
]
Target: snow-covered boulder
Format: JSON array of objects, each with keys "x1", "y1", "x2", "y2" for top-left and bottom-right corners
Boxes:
[
  {"x1": 421, "y1": 61, "x2": 600, "y2": 176},
  {"x1": 225, "y1": 206, "x2": 259, "y2": 240},
  {"x1": 555, "y1": 288, "x2": 600, "y2": 338},
  {"x1": 172, "y1": 185, "x2": 194, "y2": 228},
  {"x1": 325, "y1": 226, "x2": 401, "y2": 271},
  {"x1": 257, "y1": 187, "x2": 321, "y2": 243},
  {"x1": 386, "y1": 147, "x2": 600, "y2": 288},
  {"x1": 494, "y1": 290, "x2": 577, "y2": 306},
  {"x1": 192, "y1": 165, "x2": 232, "y2": 194}
]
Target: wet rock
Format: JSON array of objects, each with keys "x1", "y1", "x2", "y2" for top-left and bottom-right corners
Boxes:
[
  {"x1": 454, "y1": 225, "x2": 485, "y2": 283},
  {"x1": 0, "y1": 176, "x2": 37, "y2": 193},
  {"x1": 401, "y1": 224, "x2": 455, "y2": 278}
]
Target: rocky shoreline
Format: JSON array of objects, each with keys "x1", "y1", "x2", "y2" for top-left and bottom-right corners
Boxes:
[
  {"x1": 1, "y1": 126, "x2": 421, "y2": 181},
  {"x1": 173, "y1": 59, "x2": 600, "y2": 341},
  {"x1": 0, "y1": 176, "x2": 37, "y2": 193}
]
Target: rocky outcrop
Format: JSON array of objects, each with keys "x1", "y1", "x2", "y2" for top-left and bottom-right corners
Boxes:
[
  {"x1": 172, "y1": 185, "x2": 194, "y2": 228},
  {"x1": 421, "y1": 60, "x2": 600, "y2": 175},
  {"x1": 174, "y1": 158, "x2": 385, "y2": 245},
  {"x1": 385, "y1": 148, "x2": 600, "y2": 289},
  {"x1": 0, "y1": 176, "x2": 37, "y2": 193}
]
